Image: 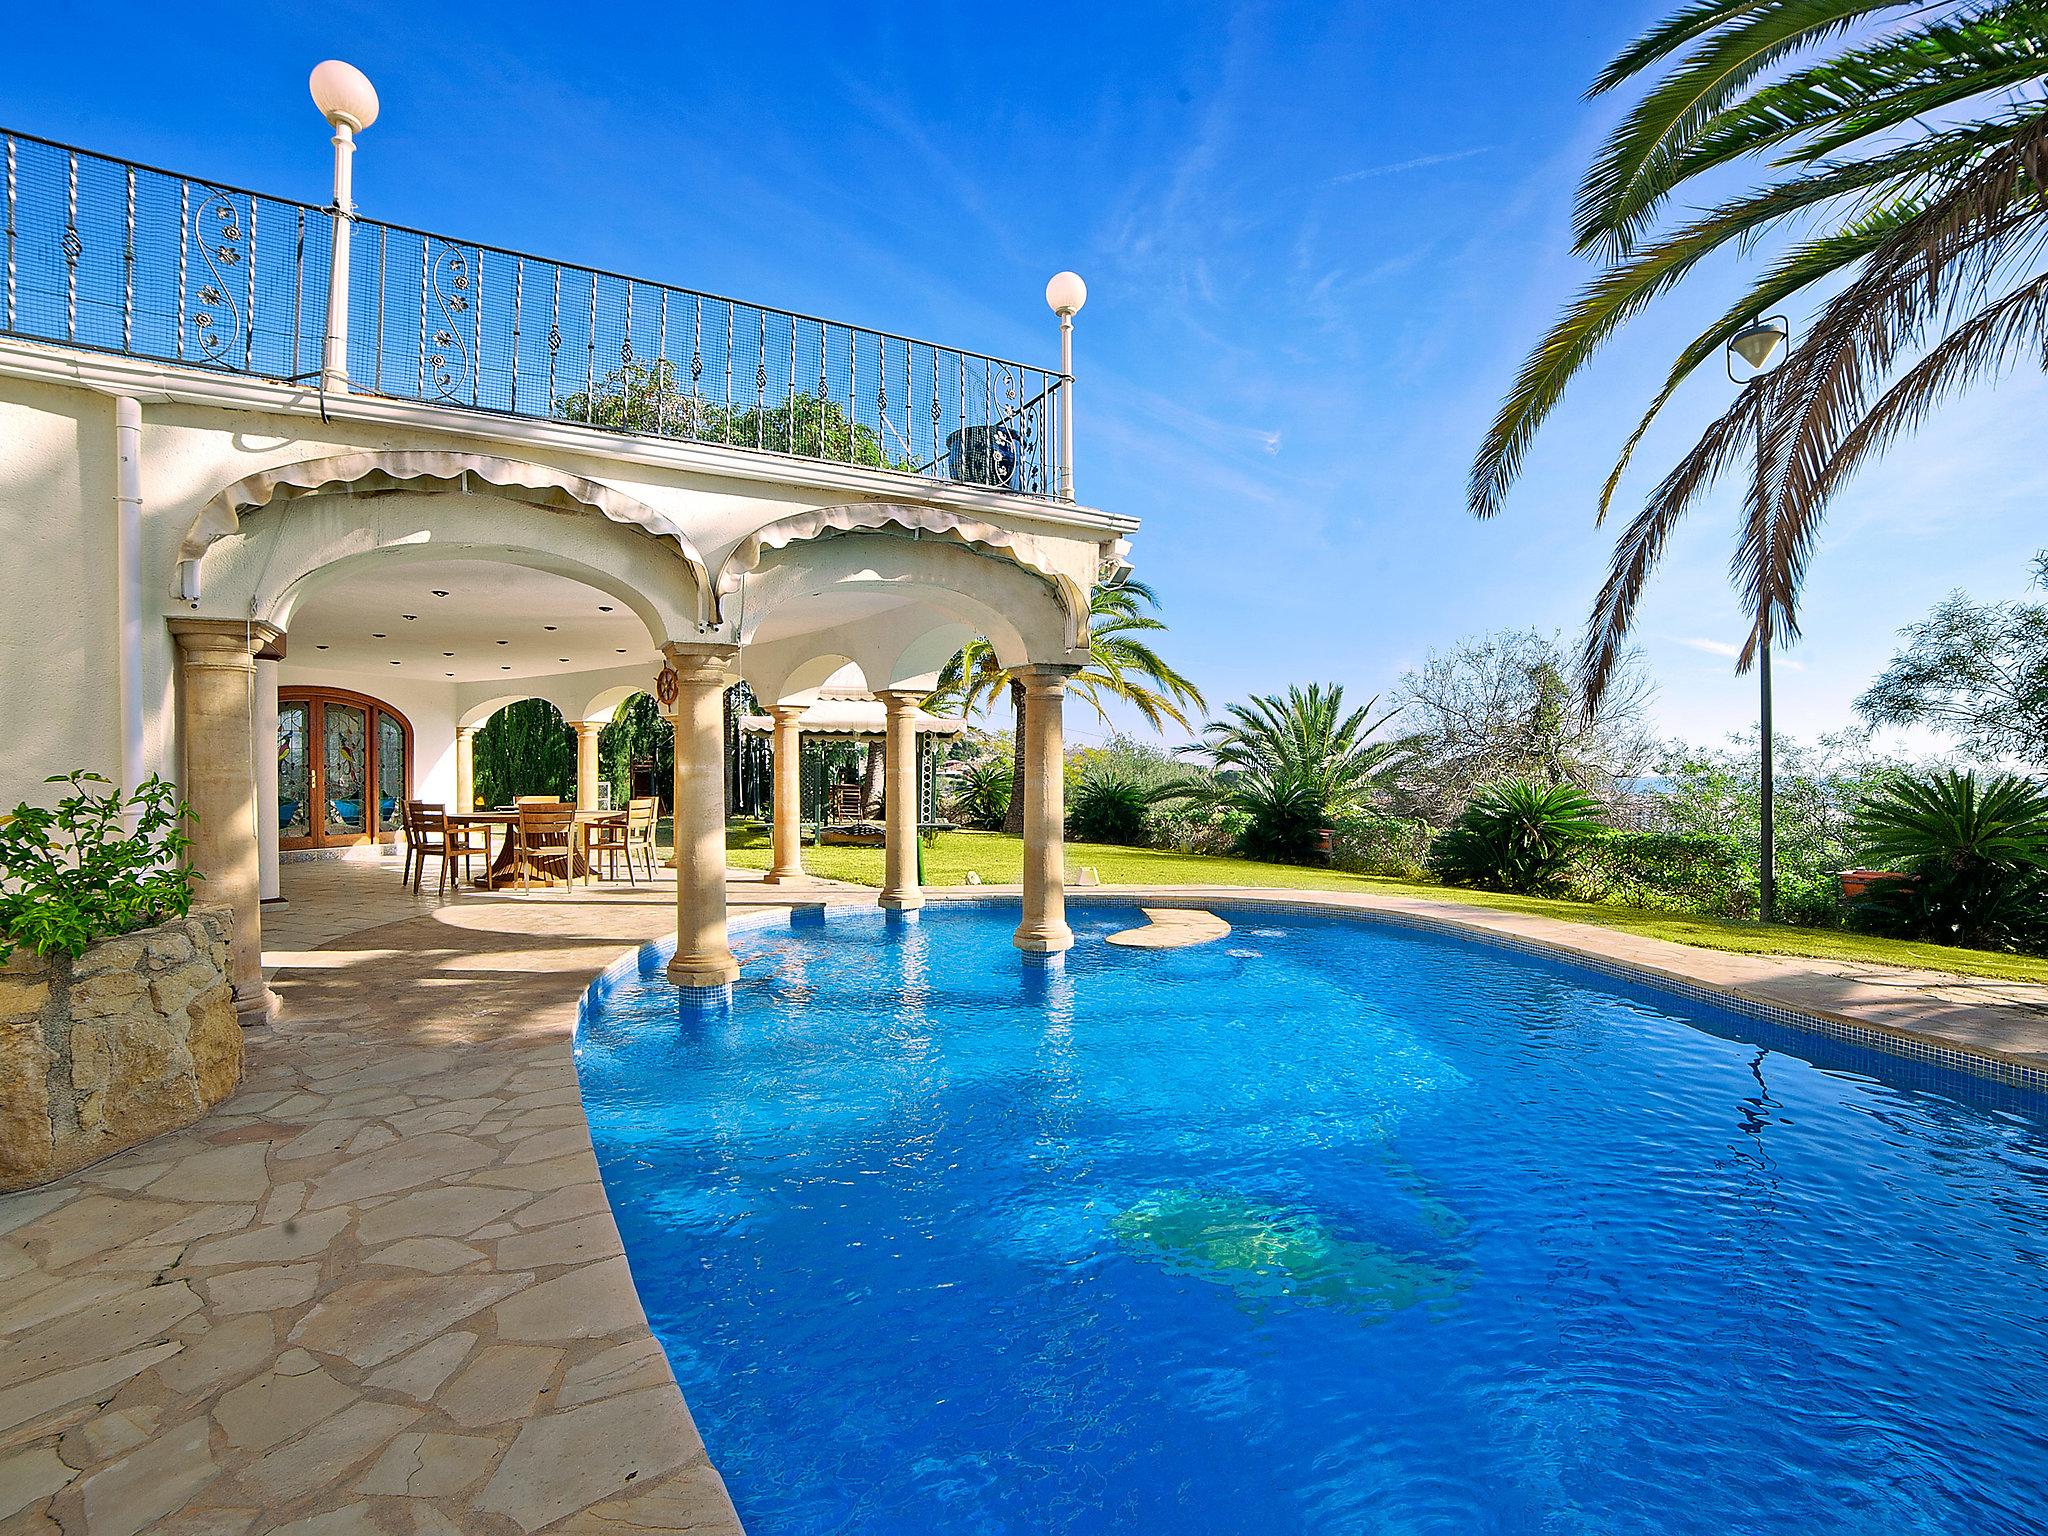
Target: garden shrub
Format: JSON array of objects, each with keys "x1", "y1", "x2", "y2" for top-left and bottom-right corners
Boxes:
[
  {"x1": 0, "y1": 772, "x2": 198, "y2": 961},
  {"x1": 1575, "y1": 830, "x2": 1749, "y2": 913},
  {"x1": 1429, "y1": 780, "x2": 1606, "y2": 894},
  {"x1": 1847, "y1": 771, "x2": 2048, "y2": 952},
  {"x1": 947, "y1": 756, "x2": 1013, "y2": 831},
  {"x1": 1331, "y1": 816, "x2": 1433, "y2": 879},
  {"x1": 1068, "y1": 768, "x2": 1175, "y2": 846}
]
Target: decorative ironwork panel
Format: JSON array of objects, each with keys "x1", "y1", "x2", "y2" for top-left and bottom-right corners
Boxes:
[{"x1": 0, "y1": 125, "x2": 1068, "y2": 499}]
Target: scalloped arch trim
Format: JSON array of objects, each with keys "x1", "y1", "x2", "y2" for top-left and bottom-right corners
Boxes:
[
  {"x1": 177, "y1": 450, "x2": 712, "y2": 596},
  {"x1": 715, "y1": 502, "x2": 1080, "y2": 627}
]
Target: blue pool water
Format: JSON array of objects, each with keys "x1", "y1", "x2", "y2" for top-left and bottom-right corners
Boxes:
[{"x1": 573, "y1": 901, "x2": 2048, "y2": 1534}]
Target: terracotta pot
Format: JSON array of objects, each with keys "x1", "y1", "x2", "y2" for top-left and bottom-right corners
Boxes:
[{"x1": 1838, "y1": 869, "x2": 1914, "y2": 901}]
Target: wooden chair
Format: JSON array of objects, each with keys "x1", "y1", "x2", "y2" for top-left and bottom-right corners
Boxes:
[
  {"x1": 514, "y1": 802, "x2": 579, "y2": 891},
  {"x1": 584, "y1": 809, "x2": 634, "y2": 884},
  {"x1": 398, "y1": 799, "x2": 423, "y2": 888},
  {"x1": 828, "y1": 780, "x2": 867, "y2": 825},
  {"x1": 406, "y1": 800, "x2": 487, "y2": 896},
  {"x1": 627, "y1": 797, "x2": 661, "y2": 880}
]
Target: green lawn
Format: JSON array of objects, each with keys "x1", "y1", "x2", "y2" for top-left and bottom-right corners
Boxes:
[{"x1": 726, "y1": 823, "x2": 2048, "y2": 985}]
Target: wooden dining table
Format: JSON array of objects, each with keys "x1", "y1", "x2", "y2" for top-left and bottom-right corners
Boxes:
[{"x1": 446, "y1": 808, "x2": 629, "y2": 889}]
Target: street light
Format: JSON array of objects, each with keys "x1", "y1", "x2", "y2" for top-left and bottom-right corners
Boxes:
[
  {"x1": 1727, "y1": 313, "x2": 1790, "y2": 924},
  {"x1": 309, "y1": 61, "x2": 379, "y2": 394},
  {"x1": 1046, "y1": 271, "x2": 1086, "y2": 501}
]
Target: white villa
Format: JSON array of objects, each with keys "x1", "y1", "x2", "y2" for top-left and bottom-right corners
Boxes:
[{"x1": 0, "y1": 64, "x2": 1135, "y2": 1023}]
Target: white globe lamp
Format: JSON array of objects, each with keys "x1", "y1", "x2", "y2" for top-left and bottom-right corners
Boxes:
[
  {"x1": 1045, "y1": 271, "x2": 1088, "y2": 318},
  {"x1": 308, "y1": 61, "x2": 378, "y2": 395}
]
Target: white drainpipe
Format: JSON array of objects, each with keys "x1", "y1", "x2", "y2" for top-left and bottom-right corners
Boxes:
[{"x1": 115, "y1": 395, "x2": 145, "y2": 806}]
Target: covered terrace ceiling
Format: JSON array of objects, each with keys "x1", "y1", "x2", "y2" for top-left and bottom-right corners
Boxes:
[{"x1": 285, "y1": 558, "x2": 656, "y2": 684}]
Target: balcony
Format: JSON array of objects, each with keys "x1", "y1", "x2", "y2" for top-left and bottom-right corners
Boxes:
[{"x1": 0, "y1": 128, "x2": 1068, "y2": 498}]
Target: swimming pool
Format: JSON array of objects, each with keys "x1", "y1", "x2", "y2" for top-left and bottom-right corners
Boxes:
[{"x1": 573, "y1": 900, "x2": 2048, "y2": 1534}]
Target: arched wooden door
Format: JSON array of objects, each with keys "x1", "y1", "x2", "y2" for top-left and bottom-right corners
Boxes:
[{"x1": 278, "y1": 687, "x2": 413, "y2": 850}]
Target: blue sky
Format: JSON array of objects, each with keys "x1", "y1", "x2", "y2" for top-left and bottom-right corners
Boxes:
[{"x1": 8, "y1": 1, "x2": 2041, "y2": 752}]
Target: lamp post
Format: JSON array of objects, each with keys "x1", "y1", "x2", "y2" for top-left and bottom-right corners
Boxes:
[
  {"x1": 1727, "y1": 314, "x2": 1790, "y2": 924},
  {"x1": 308, "y1": 60, "x2": 379, "y2": 395},
  {"x1": 1045, "y1": 271, "x2": 1086, "y2": 501}
]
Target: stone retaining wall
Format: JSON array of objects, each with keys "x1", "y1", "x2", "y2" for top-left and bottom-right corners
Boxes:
[{"x1": 0, "y1": 906, "x2": 242, "y2": 1190}]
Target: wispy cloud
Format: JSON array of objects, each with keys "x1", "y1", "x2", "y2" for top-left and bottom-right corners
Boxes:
[
  {"x1": 1672, "y1": 635, "x2": 1804, "y2": 672},
  {"x1": 1328, "y1": 146, "x2": 1491, "y2": 185}
]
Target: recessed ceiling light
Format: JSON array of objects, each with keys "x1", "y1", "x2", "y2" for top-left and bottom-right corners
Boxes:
[
  {"x1": 558, "y1": 658, "x2": 569, "y2": 663},
  {"x1": 431, "y1": 590, "x2": 449, "y2": 598},
  {"x1": 390, "y1": 660, "x2": 401, "y2": 666},
  {"x1": 501, "y1": 665, "x2": 511, "y2": 671},
  {"x1": 446, "y1": 672, "x2": 454, "y2": 677},
  {"x1": 497, "y1": 640, "x2": 509, "y2": 646},
  {"x1": 597, "y1": 605, "x2": 613, "y2": 613},
  {"x1": 372, "y1": 632, "x2": 386, "y2": 639},
  {"x1": 316, "y1": 644, "x2": 329, "y2": 650},
  {"x1": 544, "y1": 625, "x2": 557, "y2": 632},
  {"x1": 402, "y1": 614, "x2": 417, "y2": 622},
  {"x1": 615, "y1": 649, "x2": 626, "y2": 654},
  {"x1": 443, "y1": 651, "x2": 455, "y2": 657}
]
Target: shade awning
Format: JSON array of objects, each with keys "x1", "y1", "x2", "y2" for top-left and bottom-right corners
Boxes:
[{"x1": 741, "y1": 689, "x2": 967, "y2": 739}]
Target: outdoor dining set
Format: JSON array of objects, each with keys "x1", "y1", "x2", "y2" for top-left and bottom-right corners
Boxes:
[{"x1": 397, "y1": 796, "x2": 661, "y2": 896}]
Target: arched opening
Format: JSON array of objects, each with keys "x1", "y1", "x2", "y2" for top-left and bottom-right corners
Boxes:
[
  {"x1": 472, "y1": 699, "x2": 576, "y2": 807},
  {"x1": 277, "y1": 687, "x2": 414, "y2": 851},
  {"x1": 596, "y1": 692, "x2": 674, "y2": 814}
]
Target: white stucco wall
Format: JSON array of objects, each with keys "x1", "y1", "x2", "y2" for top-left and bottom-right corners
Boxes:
[
  {"x1": 0, "y1": 381, "x2": 134, "y2": 810},
  {"x1": 0, "y1": 341, "x2": 1133, "y2": 822}
]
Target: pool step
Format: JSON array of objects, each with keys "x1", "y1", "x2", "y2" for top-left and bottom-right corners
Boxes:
[{"x1": 1104, "y1": 908, "x2": 1232, "y2": 950}]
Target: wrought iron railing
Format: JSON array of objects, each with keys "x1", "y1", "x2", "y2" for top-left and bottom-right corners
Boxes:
[{"x1": 1, "y1": 128, "x2": 1067, "y2": 498}]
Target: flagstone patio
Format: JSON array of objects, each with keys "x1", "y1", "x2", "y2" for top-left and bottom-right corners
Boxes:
[{"x1": 5, "y1": 859, "x2": 2047, "y2": 1535}]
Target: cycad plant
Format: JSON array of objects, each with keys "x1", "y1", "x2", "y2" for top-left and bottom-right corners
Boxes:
[
  {"x1": 1429, "y1": 781, "x2": 1608, "y2": 895},
  {"x1": 945, "y1": 755, "x2": 1014, "y2": 831},
  {"x1": 1472, "y1": 1, "x2": 2048, "y2": 703},
  {"x1": 1172, "y1": 685, "x2": 1412, "y2": 863},
  {"x1": 1067, "y1": 768, "x2": 1180, "y2": 846},
  {"x1": 1849, "y1": 770, "x2": 2048, "y2": 949},
  {"x1": 929, "y1": 581, "x2": 1204, "y2": 835}
]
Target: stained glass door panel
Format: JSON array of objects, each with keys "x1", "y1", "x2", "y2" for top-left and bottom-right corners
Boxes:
[
  {"x1": 278, "y1": 701, "x2": 311, "y2": 843},
  {"x1": 377, "y1": 713, "x2": 407, "y2": 833},
  {"x1": 323, "y1": 702, "x2": 369, "y2": 840}
]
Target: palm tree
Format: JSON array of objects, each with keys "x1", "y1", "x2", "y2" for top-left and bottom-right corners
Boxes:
[
  {"x1": 1172, "y1": 684, "x2": 1413, "y2": 863},
  {"x1": 1471, "y1": 1, "x2": 2048, "y2": 704},
  {"x1": 929, "y1": 580, "x2": 1205, "y2": 835}
]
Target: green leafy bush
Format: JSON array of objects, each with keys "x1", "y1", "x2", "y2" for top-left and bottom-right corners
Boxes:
[
  {"x1": 0, "y1": 772, "x2": 198, "y2": 961},
  {"x1": 1429, "y1": 780, "x2": 1606, "y2": 894},
  {"x1": 1847, "y1": 771, "x2": 2048, "y2": 951},
  {"x1": 1643, "y1": 732, "x2": 1892, "y2": 927},
  {"x1": 1575, "y1": 829, "x2": 1749, "y2": 913},
  {"x1": 946, "y1": 757, "x2": 1014, "y2": 831},
  {"x1": 1331, "y1": 816, "x2": 1434, "y2": 879},
  {"x1": 1067, "y1": 769, "x2": 1173, "y2": 846}
]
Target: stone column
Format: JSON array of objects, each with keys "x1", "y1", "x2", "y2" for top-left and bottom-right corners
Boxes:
[
  {"x1": 455, "y1": 725, "x2": 478, "y2": 811},
  {"x1": 575, "y1": 721, "x2": 603, "y2": 810},
  {"x1": 662, "y1": 646, "x2": 740, "y2": 988},
  {"x1": 254, "y1": 656, "x2": 282, "y2": 903},
  {"x1": 1013, "y1": 666, "x2": 1074, "y2": 954},
  {"x1": 170, "y1": 618, "x2": 282, "y2": 1024},
  {"x1": 878, "y1": 691, "x2": 925, "y2": 911},
  {"x1": 763, "y1": 704, "x2": 806, "y2": 885}
]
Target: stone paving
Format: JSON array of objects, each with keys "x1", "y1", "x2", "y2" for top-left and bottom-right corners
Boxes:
[
  {"x1": 1, "y1": 865, "x2": 764, "y2": 1536},
  {"x1": 7, "y1": 861, "x2": 2048, "y2": 1536}
]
